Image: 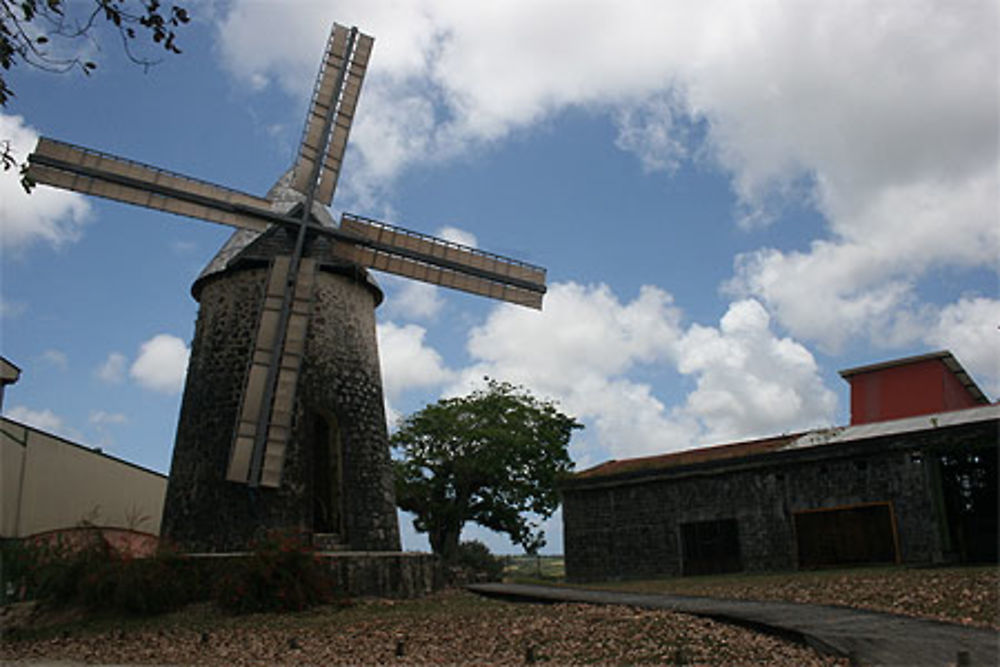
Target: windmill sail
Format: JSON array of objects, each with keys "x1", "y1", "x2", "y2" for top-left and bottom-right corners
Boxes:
[
  {"x1": 26, "y1": 20, "x2": 549, "y2": 500},
  {"x1": 27, "y1": 137, "x2": 272, "y2": 233},
  {"x1": 227, "y1": 256, "x2": 317, "y2": 486},
  {"x1": 337, "y1": 213, "x2": 547, "y2": 309},
  {"x1": 290, "y1": 24, "x2": 374, "y2": 205}
]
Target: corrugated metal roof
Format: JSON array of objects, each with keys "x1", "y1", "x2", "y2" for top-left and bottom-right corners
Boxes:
[
  {"x1": 573, "y1": 433, "x2": 803, "y2": 479},
  {"x1": 785, "y1": 403, "x2": 999, "y2": 450},
  {"x1": 572, "y1": 403, "x2": 999, "y2": 482}
]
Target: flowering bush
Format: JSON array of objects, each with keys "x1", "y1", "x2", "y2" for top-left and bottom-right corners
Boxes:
[{"x1": 213, "y1": 531, "x2": 337, "y2": 614}]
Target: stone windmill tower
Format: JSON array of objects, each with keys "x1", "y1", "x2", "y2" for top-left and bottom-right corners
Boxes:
[{"x1": 27, "y1": 24, "x2": 547, "y2": 553}]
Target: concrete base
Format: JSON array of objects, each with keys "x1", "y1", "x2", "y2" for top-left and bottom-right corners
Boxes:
[{"x1": 188, "y1": 551, "x2": 442, "y2": 599}]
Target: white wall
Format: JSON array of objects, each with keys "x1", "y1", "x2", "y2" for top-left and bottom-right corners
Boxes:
[{"x1": 0, "y1": 417, "x2": 166, "y2": 538}]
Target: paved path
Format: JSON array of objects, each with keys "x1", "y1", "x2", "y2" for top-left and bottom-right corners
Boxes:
[{"x1": 468, "y1": 582, "x2": 998, "y2": 666}]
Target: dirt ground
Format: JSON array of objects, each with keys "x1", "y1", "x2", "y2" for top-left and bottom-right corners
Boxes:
[
  {"x1": 1, "y1": 589, "x2": 845, "y2": 665},
  {"x1": 598, "y1": 564, "x2": 999, "y2": 630}
]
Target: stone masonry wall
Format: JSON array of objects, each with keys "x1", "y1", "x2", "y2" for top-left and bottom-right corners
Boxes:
[
  {"x1": 563, "y1": 439, "x2": 942, "y2": 582},
  {"x1": 162, "y1": 259, "x2": 400, "y2": 553}
]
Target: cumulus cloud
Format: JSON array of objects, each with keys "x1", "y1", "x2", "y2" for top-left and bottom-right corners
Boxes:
[
  {"x1": 4, "y1": 405, "x2": 81, "y2": 441},
  {"x1": 215, "y1": 0, "x2": 997, "y2": 363},
  {"x1": 0, "y1": 114, "x2": 91, "y2": 252},
  {"x1": 675, "y1": 300, "x2": 837, "y2": 443},
  {"x1": 382, "y1": 278, "x2": 445, "y2": 320},
  {"x1": 129, "y1": 334, "x2": 189, "y2": 394},
  {"x1": 438, "y1": 226, "x2": 477, "y2": 248},
  {"x1": 96, "y1": 352, "x2": 128, "y2": 384},
  {"x1": 445, "y1": 283, "x2": 834, "y2": 459},
  {"x1": 377, "y1": 321, "x2": 454, "y2": 424},
  {"x1": 924, "y1": 297, "x2": 1000, "y2": 398},
  {"x1": 727, "y1": 171, "x2": 1000, "y2": 351}
]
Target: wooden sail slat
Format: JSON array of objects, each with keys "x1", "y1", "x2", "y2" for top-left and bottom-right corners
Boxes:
[
  {"x1": 335, "y1": 242, "x2": 544, "y2": 309},
  {"x1": 258, "y1": 258, "x2": 316, "y2": 488},
  {"x1": 338, "y1": 213, "x2": 546, "y2": 307},
  {"x1": 28, "y1": 139, "x2": 271, "y2": 233},
  {"x1": 226, "y1": 257, "x2": 293, "y2": 483}
]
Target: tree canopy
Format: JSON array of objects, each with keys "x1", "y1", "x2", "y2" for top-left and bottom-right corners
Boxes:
[{"x1": 392, "y1": 380, "x2": 582, "y2": 563}]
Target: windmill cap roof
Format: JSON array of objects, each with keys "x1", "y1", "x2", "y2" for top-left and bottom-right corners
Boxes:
[{"x1": 191, "y1": 171, "x2": 383, "y2": 305}]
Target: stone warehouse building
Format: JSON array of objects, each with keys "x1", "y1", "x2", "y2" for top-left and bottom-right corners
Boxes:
[{"x1": 562, "y1": 351, "x2": 998, "y2": 582}]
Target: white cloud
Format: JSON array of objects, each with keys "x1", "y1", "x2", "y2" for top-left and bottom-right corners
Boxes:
[
  {"x1": 445, "y1": 284, "x2": 834, "y2": 459},
  {"x1": 924, "y1": 297, "x2": 1000, "y2": 398},
  {"x1": 89, "y1": 410, "x2": 127, "y2": 425},
  {"x1": 129, "y1": 334, "x2": 189, "y2": 394},
  {"x1": 215, "y1": 0, "x2": 997, "y2": 359},
  {"x1": 727, "y1": 171, "x2": 999, "y2": 351},
  {"x1": 377, "y1": 321, "x2": 453, "y2": 421},
  {"x1": 382, "y1": 278, "x2": 445, "y2": 320},
  {"x1": 675, "y1": 300, "x2": 837, "y2": 443},
  {"x1": 88, "y1": 410, "x2": 128, "y2": 449},
  {"x1": 0, "y1": 114, "x2": 92, "y2": 252},
  {"x1": 41, "y1": 349, "x2": 68, "y2": 370},
  {"x1": 96, "y1": 352, "x2": 128, "y2": 384},
  {"x1": 614, "y1": 92, "x2": 690, "y2": 173},
  {"x1": 4, "y1": 405, "x2": 81, "y2": 441},
  {"x1": 453, "y1": 282, "x2": 688, "y2": 457},
  {"x1": 437, "y1": 226, "x2": 477, "y2": 248}
]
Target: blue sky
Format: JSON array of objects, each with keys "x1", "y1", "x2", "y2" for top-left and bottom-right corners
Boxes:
[{"x1": 2, "y1": 0, "x2": 997, "y2": 554}]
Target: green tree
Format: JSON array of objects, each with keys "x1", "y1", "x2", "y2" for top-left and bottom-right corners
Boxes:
[
  {"x1": 392, "y1": 380, "x2": 582, "y2": 564},
  {"x1": 2, "y1": 0, "x2": 189, "y2": 179}
]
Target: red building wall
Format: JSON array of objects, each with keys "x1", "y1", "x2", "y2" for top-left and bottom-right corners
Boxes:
[{"x1": 847, "y1": 357, "x2": 982, "y2": 425}]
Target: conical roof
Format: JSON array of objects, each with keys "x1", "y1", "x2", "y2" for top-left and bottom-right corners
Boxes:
[{"x1": 191, "y1": 170, "x2": 382, "y2": 304}]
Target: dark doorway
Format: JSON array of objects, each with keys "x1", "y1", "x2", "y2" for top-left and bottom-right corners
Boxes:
[
  {"x1": 680, "y1": 519, "x2": 743, "y2": 576},
  {"x1": 311, "y1": 411, "x2": 343, "y2": 536},
  {"x1": 794, "y1": 503, "x2": 898, "y2": 569}
]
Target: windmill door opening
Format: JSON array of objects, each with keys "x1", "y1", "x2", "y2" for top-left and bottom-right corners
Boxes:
[
  {"x1": 680, "y1": 518, "x2": 743, "y2": 576},
  {"x1": 794, "y1": 502, "x2": 899, "y2": 569},
  {"x1": 311, "y1": 411, "x2": 344, "y2": 537}
]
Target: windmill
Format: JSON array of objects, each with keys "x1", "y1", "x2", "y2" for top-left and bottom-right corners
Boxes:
[{"x1": 26, "y1": 24, "x2": 547, "y2": 550}]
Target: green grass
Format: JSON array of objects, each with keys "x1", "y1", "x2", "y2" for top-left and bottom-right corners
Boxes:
[{"x1": 503, "y1": 554, "x2": 565, "y2": 581}]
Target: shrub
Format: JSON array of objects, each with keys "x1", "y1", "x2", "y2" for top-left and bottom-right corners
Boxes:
[
  {"x1": 32, "y1": 529, "x2": 111, "y2": 606},
  {"x1": 8, "y1": 530, "x2": 201, "y2": 614},
  {"x1": 455, "y1": 540, "x2": 505, "y2": 582},
  {"x1": 1, "y1": 537, "x2": 39, "y2": 604},
  {"x1": 105, "y1": 553, "x2": 200, "y2": 614},
  {"x1": 213, "y1": 531, "x2": 336, "y2": 614}
]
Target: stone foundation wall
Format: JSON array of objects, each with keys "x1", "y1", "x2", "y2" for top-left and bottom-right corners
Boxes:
[
  {"x1": 321, "y1": 552, "x2": 443, "y2": 598},
  {"x1": 186, "y1": 552, "x2": 442, "y2": 599}
]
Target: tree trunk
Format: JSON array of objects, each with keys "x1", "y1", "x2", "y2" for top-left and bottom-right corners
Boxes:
[{"x1": 429, "y1": 523, "x2": 462, "y2": 564}]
